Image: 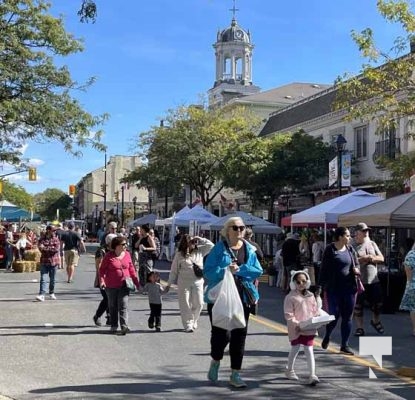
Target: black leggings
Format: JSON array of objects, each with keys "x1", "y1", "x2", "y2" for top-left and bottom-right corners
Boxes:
[
  {"x1": 207, "y1": 303, "x2": 250, "y2": 370},
  {"x1": 95, "y1": 288, "x2": 109, "y2": 319}
]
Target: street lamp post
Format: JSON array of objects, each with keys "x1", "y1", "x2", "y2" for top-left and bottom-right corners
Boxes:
[
  {"x1": 132, "y1": 196, "x2": 137, "y2": 219},
  {"x1": 103, "y1": 152, "x2": 107, "y2": 227},
  {"x1": 121, "y1": 185, "x2": 125, "y2": 227},
  {"x1": 336, "y1": 134, "x2": 347, "y2": 196}
]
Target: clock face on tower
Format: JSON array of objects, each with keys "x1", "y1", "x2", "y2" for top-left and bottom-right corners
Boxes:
[{"x1": 235, "y1": 30, "x2": 243, "y2": 40}]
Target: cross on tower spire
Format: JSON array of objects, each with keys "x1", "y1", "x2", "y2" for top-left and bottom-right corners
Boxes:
[{"x1": 229, "y1": 0, "x2": 239, "y2": 20}]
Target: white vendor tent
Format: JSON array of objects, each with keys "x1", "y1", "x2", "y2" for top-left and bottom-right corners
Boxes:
[
  {"x1": 207, "y1": 211, "x2": 282, "y2": 234},
  {"x1": 291, "y1": 190, "x2": 383, "y2": 225},
  {"x1": 128, "y1": 213, "x2": 157, "y2": 227}
]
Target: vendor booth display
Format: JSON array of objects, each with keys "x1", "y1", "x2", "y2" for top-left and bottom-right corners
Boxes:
[{"x1": 338, "y1": 191, "x2": 415, "y2": 313}]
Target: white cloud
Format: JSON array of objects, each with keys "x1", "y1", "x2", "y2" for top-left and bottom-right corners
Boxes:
[{"x1": 28, "y1": 158, "x2": 45, "y2": 167}]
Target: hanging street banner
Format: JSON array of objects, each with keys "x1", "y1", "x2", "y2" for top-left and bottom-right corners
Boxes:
[
  {"x1": 329, "y1": 156, "x2": 337, "y2": 187},
  {"x1": 341, "y1": 153, "x2": 351, "y2": 187},
  {"x1": 329, "y1": 153, "x2": 351, "y2": 188}
]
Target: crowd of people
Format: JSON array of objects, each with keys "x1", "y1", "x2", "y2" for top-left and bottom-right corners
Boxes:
[{"x1": 4, "y1": 216, "x2": 415, "y2": 390}]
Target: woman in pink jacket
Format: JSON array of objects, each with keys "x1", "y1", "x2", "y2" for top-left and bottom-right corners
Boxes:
[
  {"x1": 99, "y1": 236, "x2": 140, "y2": 335},
  {"x1": 283, "y1": 270, "x2": 320, "y2": 386}
]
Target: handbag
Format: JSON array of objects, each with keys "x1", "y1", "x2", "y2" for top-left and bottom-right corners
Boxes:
[
  {"x1": 237, "y1": 278, "x2": 257, "y2": 307},
  {"x1": 192, "y1": 263, "x2": 204, "y2": 278},
  {"x1": 356, "y1": 276, "x2": 365, "y2": 295},
  {"x1": 120, "y1": 265, "x2": 136, "y2": 293},
  {"x1": 348, "y1": 246, "x2": 365, "y2": 295}
]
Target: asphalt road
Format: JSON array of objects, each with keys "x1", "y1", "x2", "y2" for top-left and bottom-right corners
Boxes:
[{"x1": 0, "y1": 244, "x2": 414, "y2": 400}]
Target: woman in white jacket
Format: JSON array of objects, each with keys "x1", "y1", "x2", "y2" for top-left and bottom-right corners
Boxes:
[{"x1": 165, "y1": 234, "x2": 213, "y2": 332}]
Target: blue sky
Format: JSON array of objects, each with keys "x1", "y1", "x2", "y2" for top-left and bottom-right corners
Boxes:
[{"x1": 5, "y1": 0, "x2": 406, "y2": 194}]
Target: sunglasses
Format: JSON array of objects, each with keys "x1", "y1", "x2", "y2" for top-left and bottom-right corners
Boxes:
[
  {"x1": 120, "y1": 243, "x2": 127, "y2": 246},
  {"x1": 231, "y1": 225, "x2": 246, "y2": 232}
]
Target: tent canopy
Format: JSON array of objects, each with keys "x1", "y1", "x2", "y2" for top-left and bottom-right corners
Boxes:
[
  {"x1": 338, "y1": 191, "x2": 415, "y2": 228},
  {"x1": 128, "y1": 213, "x2": 157, "y2": 227},
  {"x1": 155, "y1": 205, "x2": 218, "y2": 227},
  {"x1": 291, "y1": 190, "x2": 383, "y2": 225},
  {"x1": 207, "y1": 211, "x2": 282, "y2": 234},
  {"x1": 0, "y1": 206, "x2": 40, "y2": 222}
]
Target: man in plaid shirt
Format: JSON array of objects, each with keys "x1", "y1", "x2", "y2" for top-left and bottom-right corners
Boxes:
[{"x1": 36, "y1": 225, "x2": 61, "y2": 302}]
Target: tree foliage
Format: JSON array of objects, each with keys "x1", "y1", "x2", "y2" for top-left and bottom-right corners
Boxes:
[
  {"x1": 224, "y1": 130, "x2": 331, "y2": 218},
  {"x1": 335, "y1": 0, "x2": 415, "y2": 134},
  {"x1": 334, "y1": 0, "x2": 415, "y2": 190},
  {"x1": 78, "y1": 0, "x2": 97, "y2": 23},
  {"x1": 0, "y1": 180, "x2": 33, "y2": 210},
  {"x1": 33, "y1": 188, "x2": 72, "y2": 221},
  {"x1": 0, "y1": 0, "x2": 107, "y2": 166},
  {"x1": 125, "y1": 105, "x2": 260, "y2": 207}
]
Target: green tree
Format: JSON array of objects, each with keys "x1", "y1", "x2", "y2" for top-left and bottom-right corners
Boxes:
[
  {"x1": 224, "y1": 131, "x2": 331, "y2": 221},
  {"x1": 0, "y1": 0, "x2": 107, "y2": 166},
  {"x1": 334, "y1": 0, "x2": 415, "y2": 189},
  {"x1": 0, "y1": 180, "x2": 34, "y2": 210},
  {"x1": 126, "y1": 104, "x2": 260, "y2": 207},
  {"x1": 78, "y1": 0, "x2": 97, "y2": 22},
  {"x1": 33, "y1": 188, "x2": 72, "y2": 221}
]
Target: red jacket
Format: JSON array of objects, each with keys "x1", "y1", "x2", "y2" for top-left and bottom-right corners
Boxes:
[{"x1": 99, "y1": 250, "x2": 139, "y2": 289}]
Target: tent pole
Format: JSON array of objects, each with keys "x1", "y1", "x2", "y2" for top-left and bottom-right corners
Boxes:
[{"x1": 324, "y1": 222, "x2": 327, "y2": 247}]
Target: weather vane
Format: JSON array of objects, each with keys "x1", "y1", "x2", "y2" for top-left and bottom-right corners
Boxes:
[{"x1": 230, "y1": 0, "x2": 239, "y2": 19}]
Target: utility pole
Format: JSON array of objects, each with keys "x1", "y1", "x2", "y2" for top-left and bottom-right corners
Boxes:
[{"x1": 121, "y1": 185, "x2": 125, "y2": 227}]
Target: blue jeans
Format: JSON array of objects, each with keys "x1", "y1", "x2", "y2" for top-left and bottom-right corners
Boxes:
[
  {"x1": 5, "y1": 245, "x2": 14, "y2": 269},
  {"x1": 39, "y1": 265, "x2": 57, "y2": 295}
]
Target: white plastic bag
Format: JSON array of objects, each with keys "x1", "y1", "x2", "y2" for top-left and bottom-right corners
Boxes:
[{"x1": 212, "y1": 268, "x2": 246, "y2": 330}]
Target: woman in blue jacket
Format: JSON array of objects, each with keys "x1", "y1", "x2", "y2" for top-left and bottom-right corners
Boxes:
[{"x1": 204, "y1": 217, "x2": 263, "y2": 389}]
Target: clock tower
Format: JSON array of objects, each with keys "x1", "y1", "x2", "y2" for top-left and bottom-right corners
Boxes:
[{"x1": 208, "y1": 4, "x2": 260, "y2": 107}]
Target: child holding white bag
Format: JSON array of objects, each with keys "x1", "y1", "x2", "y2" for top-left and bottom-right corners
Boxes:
[{"x1": 283, "y1": 270, "x2": 322, "y2": 386}]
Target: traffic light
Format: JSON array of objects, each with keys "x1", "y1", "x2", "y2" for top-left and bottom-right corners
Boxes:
[
  {"x1": 100, "y1": 183, "x2": 106, "y2": 193},
  {"x1": 28, "y1": 167, "x2": 37, "y2": 181},
  {"x1": 115, "y1": 190, "x2": 119, "y2": 202},
  {"x1": 69, "y1": 184, "x2": 76, "y2": 196}
]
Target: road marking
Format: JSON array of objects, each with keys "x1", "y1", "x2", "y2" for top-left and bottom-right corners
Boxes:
[{"x1": 250, "y1": 314, "x2": 415, "y2": 384}]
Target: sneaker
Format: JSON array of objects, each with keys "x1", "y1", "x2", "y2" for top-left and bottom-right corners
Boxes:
[
  {"x1": 340, "y1": 346, "x2": 354, "y2": 355},
  {"x1": 207, "y1": 360, "x2": 220, "y2": 382},
  {"x1": 155, "y1": 327, "x2": 161, "y2": 332},
  {"x1": 93, "y1": 315, "x2": 102, "y2": 326},
  {"x1": 184, "y1": 326, "x2": 194, "y2": 333},
  {"x1": 35, "y1": 294, "x2": 45, "y2": 302},
  {"x1": 120, "y1": 326, "x2": 130, "y2": 335},
  {"x1": 49, "y1": 293, "x2": 57, "y2": 300},
  {"x1": 321, "y1": 336, "x2": 330, "y2": 350},
  {"x1": 284, "y1": 369, "x2": 299, "y2": 381},
  {"x1": 308, "y1": 375, "x2": 320, "y2": 386},
  {"x1": 148, "y1": 321, "x2": 154, "y2": 329},
  {"x1": 193, "y1": 321, "x2": 198, "y2": 330},
  {"x1": 229, "y1": 370, "x2": 247, "y2": 388}
]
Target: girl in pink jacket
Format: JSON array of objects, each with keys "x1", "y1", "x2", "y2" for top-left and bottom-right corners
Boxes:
[{"x1": 283, "y1": 270, "x2": 320, "y2": 386}]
